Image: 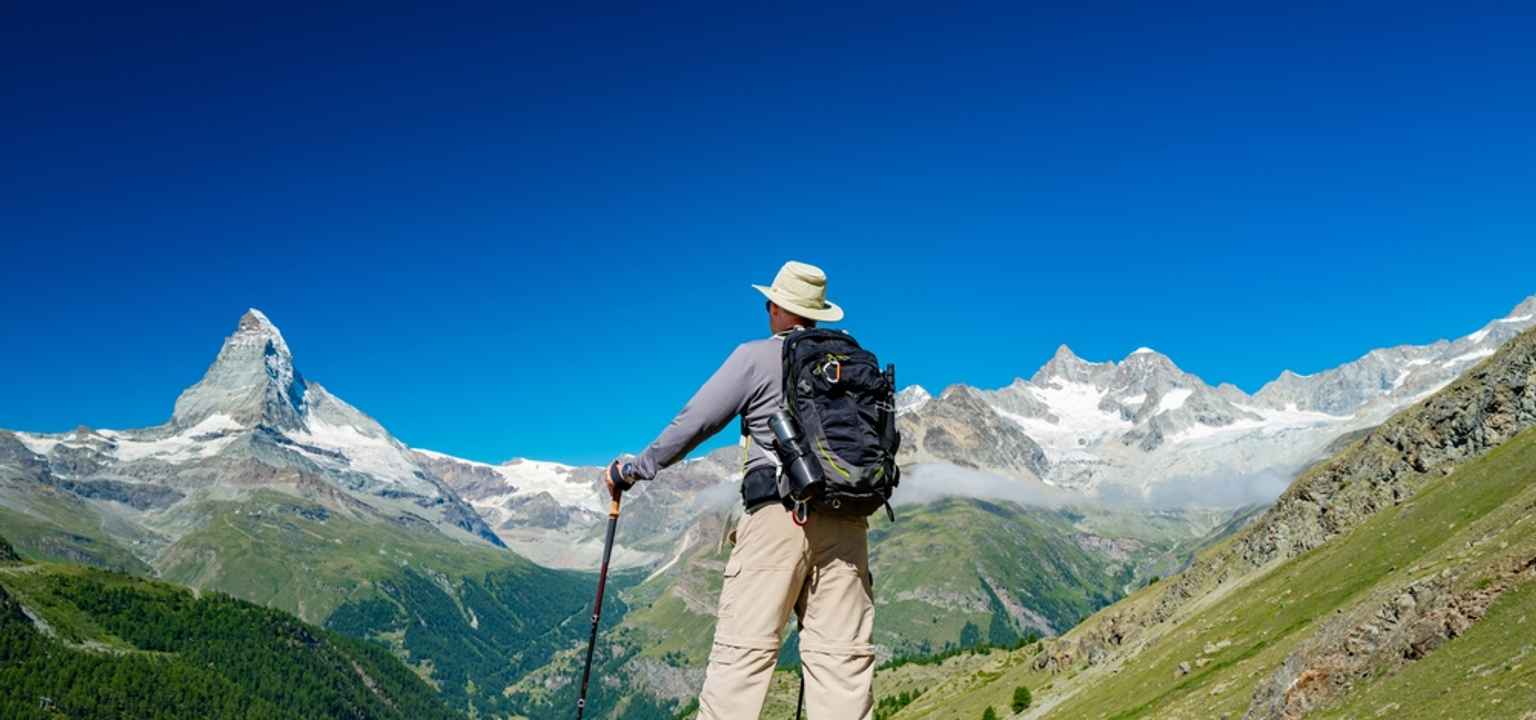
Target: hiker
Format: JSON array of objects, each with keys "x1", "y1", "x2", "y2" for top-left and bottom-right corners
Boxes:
[{"x1": 605, "y1": 260, "x2": 894, "y2": 719}]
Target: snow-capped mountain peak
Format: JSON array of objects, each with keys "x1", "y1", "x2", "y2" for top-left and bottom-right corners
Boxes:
[
  {"x1": 1256, "y1": 295, "x2": 1536, "y2": 415},
  {"x1": 5, "y1": 309, "x2": 506, "y2": 550},
  {"x1": 1031, "y1": 344, "x2": 1114, "y2": 386},
  {"x1": 172, "y1": 308, "x2": 306, "y2": 430},
  {"x1": 235, "y1": 308, "x2": 290, "y2": 354},
  {"x1": 896, "y1": 293, "x2": 1535, "y2": 498},
  {"x1": 896, "y1": 385, "x2": 932, "y2": 414}
]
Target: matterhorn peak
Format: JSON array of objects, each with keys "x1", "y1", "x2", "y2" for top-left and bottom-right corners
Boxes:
[
  {"x1": 171, "y1": 308, "x2": 308, "y2": 430},
  {"x1": 232, "y1": 308, "x2": 291, "y2": 356},
  {"x1": 238, "y1": 307, "x2": 273, "y2": 329}
]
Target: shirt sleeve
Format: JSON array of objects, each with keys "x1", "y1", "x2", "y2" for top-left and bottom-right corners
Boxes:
[{"x1": 630, "y1": 344, "x2": 753, "y2": 481}]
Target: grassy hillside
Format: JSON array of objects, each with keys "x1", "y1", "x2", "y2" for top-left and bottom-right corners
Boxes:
[
  {"x1": 0, "y1": 544, "x2": 456, "y2": 720},
  {"x1": 868, "y1": 499, "x2": 1126, "y2": 652},
  {"x1": 149, "y1": 489, "x2": 632, "y2": 718},
  {"x1": 0, "y1": 488, "x2": 151, "y2": 574},
  {"x1": 895, "y1": 428, "x2": 1536, "y2": 719},
  {"x1": 891, "y1": 330, "x2": 1536, "y2": 719},
  {"x1": 0, "y1": 483, "x2": 649, "y2": 718}
]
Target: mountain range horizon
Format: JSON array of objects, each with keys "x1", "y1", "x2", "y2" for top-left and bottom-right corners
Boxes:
[
  {"x1": 3, "y1": 291, "x2": 1531, "y2": 571},
  {"x1": 13, "y1": 295, "x2": 1531, "y2": 469}
]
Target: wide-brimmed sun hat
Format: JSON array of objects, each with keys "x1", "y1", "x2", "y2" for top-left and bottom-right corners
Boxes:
[{"x1": 752, "y1": 260, "x2": 844, "y2": 322}]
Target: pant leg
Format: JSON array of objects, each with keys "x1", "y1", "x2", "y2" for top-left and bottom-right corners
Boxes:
[
  {"x1": 698, "y1": 507, "x2": 809, "y2": 720},
  {"x1": 797, "y1": 513, "x2": 875, "y2": 720}
]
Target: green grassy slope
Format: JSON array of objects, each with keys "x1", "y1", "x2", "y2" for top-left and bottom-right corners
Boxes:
[
  {"x1": 895, "y1": 428, "x2": 1536, "y2": 720},
  {"x1": 869, "y1": 498, "x2": 1125, "y2": 653},
  {"x1": 1312, "y1": 579, "x2": 1536, "y2": 720},
  {"x1": 0, "y1": 546, "x2": 457, "y2": 720},
  {"x1": 152, "y1": 490, "x2": 626, "y2": 718},
  {"x1": 0, "y1": 489, "x2": 151, "y2": 574},
  {"x1": 155, "y1": 491, "x2": 532, "y2": 622}
]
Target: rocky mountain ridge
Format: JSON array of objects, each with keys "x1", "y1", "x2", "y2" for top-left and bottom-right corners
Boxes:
[
  {"x1": 897, "y1": 295, "x2": 1536, "y2": 501},
  {"x1": 884, "y1": 323, "x2": 1536, "y2": 719}
]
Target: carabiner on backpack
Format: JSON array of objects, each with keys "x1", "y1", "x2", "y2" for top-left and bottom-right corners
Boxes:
[{"x1": 819, "y1": 357, "x2": 842, "y2": 384}]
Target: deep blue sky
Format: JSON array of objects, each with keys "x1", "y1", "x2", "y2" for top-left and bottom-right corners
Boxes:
[{"x1": 3, "y1": 2, "x2": 1534, "y2": 465}]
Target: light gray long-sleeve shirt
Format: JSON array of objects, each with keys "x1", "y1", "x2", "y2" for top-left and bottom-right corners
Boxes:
[{"x1": 631, "y1": 335, "x2": 785, "y2": 482}]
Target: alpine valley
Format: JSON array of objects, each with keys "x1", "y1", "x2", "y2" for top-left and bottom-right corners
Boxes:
[{"x1": 2, "y1": 297, "x2": 1534, "y2": 719}]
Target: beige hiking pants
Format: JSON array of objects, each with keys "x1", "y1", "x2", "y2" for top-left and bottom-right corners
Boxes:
[{"x1": 698, "y1": 506, "x2": 875, "y2": 719}]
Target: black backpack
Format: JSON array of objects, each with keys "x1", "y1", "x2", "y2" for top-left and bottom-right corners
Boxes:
[{"x1": 776, "y1": 328, "x2": 901, "y2": 519}]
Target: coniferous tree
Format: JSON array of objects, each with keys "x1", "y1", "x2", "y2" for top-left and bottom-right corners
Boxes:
[{"x1": 1012, "y1": 685, "x2": 1032, "y2": 712}]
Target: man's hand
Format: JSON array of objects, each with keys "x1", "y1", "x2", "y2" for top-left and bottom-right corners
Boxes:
[{"x1": 605, "y1": 459, "x2": 638, "y2": 500}]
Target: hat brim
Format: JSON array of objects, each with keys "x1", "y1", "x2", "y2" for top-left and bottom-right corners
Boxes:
[{"x1": 753, "y1": 284, "x2": 844, "y2": 322}]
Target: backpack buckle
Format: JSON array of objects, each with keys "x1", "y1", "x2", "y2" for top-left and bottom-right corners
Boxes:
[{"x1": 821, "y1": 358, "x2": 841, "y2": 383}]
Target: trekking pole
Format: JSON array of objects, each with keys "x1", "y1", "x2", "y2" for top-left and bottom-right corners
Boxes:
[
  {"x1": 794, "y1": 666, "x2": 805, "y2": 720},
  {"x1": 576, "y1": 466, "x2": 626, "y2": 719},
  {"x1": 794, "y1": 618, "x2": 806, "y2": 720}
]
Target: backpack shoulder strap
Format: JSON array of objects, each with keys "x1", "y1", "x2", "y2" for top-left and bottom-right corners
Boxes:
[{"x1": 742, "y1": 332, "x2": 793, "y2": 474}]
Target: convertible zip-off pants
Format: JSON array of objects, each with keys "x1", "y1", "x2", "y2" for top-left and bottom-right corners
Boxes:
[{"x1": 698, "y1": 506, "x2": 875, "y2": 719}]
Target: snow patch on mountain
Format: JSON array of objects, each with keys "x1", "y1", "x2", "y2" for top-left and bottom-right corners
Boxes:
[
  {"x1": 1469, "y1": 314, "x2": 1535, "y2": 343},
  {"x1": 108, "y1": 414, "x2": 243, "y2": 462},
  {"x1": 1155, "y1": 388, "x2": 1193, "y2": 413},
  {"x1": 1439, "y1": 347, "x2": 1496, "y2": 369},
  {"x1": 990, "y1": 381, "x2": 1132, "y2": 461},
  {"x1": 286, "y1": 415, "x2": 436, "y2": 494},
  {"x1": 896, "y1": 385, "x2": 932, "y2": 414},
  {"x1": 12, "y1": 433, "x2": 63, "y2": 456},
  {"x1": 1166, "y1": 403, "x2": 1344, "y2": 444},
  {"x1": 17, "y1": 414, "x2": 246, "y2": 463},
  {"x1": 412, "y1": 449, "x2": 599, "y2": 512}
]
